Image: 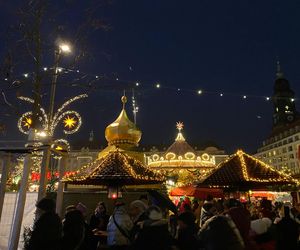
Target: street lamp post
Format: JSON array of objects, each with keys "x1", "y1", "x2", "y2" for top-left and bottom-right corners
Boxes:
[{"x1": 37, "y1": 43, "x2": 71, "y2": 201}]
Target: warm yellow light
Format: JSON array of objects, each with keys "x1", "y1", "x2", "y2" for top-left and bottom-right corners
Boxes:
[
  {"x1": 198, "y1": 90, "x2": 202, "y2": 94},
  {"x1": 55, "y1": 146, "x2": 63, "y2": 151},
  {"x1": 36, "y1": 131, "x2": 47, "y2": 137},
  {"x1": 63, "y1": 116, "x2": 77, "y2": 129},
  {"x1": 59, "y1": 43, "x2": 71, "y2": 53},
  {"x1": 23, "y1": 117, "x2": 32, "y2": 128}
]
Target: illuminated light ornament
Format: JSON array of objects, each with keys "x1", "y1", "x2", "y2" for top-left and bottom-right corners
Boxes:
[
  {"x1": 197, "y1": 90, "x2": 202, "y2": 94},
  {"x1": 18, "y1": 112, "x2": 35, "y2": 134},
  {"x1": 243, "y1": 95, "x2": 247, "y2": 99},
  {"x1": 63, "y1": 115, "x2": 77, "y2": 129},
  {"x1": 135, "y1": 82, "x2": 140, "y2": 86},
  {"x1": 156, "y1": 83, "x2": 160, "y2": 88},
  {"x1": 220, "y1": 93, "x2": 223, "y2": 97},
  {"x1": 291, "y1": 98, "x2": 295, "y2": 102},
  {"x1": 17, "y1": 93, "x2": 87, "y2": 136},
  {"x1": 266, "y1": 97, "x2": 270, "y2": 101},
  {"x1": 52, "y1": 139, "x2": 71, "y2": 152}
]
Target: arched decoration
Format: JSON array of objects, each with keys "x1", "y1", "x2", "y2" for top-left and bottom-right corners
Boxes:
[
  {"x1": 152, "y1": 154, "x2": 160, "y2": 161},
  {"x1": 52, "y1": 139, "x2": 71, "y2": 152},
  {"x1": 201, "y1": 153, "x2": 210, "y2": 161},
  {"x1": 166, "y1": 152, "x2": 176, "y2": 160},
  {"x1": 185, "y1": 152, "x2": 195, "y2": 160}
]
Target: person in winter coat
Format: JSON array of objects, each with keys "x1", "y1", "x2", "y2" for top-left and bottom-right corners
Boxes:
[
  {"x1": 107, "y1": 201, "x2": 133, "y2": 250},
  {"x1": 225, "y1": 199, "x2": 258, "y2": 250},
  {"x1": 199, "y1": 198, "x2": 216, "y2": 228},
  {"x1": 90, "y1": 201, "x2": 110, "y2": 248},
  {"x1": 198, "y1": 214, "x2": 245, "y2": 250},
  {"x1": 129, "y1": 200, "x2": 148, "y2": 241},
  {"x1": 25, "y1": 198, "x2": 62, "y2": 250},
  {"x1": 61, "y1": 209, "x2": 86, "y2": 250},
  {"x1": 176, "y1": 211, "x2": 199, "y2": 250},
  {"x1": 275, "y1": 206, "x2": 299, "y2": 250},
  {"x1": 132, "y1": 205, "x2": 173, "y2": 250}
]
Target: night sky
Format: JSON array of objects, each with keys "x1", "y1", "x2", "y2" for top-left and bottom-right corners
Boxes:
[{"x1": 0, "y1": 0, "x2": 300, "y2": 154}]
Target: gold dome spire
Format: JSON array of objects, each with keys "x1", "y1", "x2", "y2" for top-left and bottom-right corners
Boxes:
[{"x1": 105, "y1": 95, "x2": 142, "y2": 147}]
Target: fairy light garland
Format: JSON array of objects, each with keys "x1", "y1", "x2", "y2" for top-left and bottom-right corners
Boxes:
[
  {"x1": 5, "y1": 67, "x2": 298, "y2": 103},
  {"x1": 63, "y1": 150, "x2": 164, "y2": 183}
]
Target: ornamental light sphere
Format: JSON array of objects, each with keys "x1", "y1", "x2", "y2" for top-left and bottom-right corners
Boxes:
[
  {"x1": 156, "y1": 83, "x2": 160, "y2": 88},
  {"x1": 197, "y1": 90, "x2": 202, "y2": 94}
]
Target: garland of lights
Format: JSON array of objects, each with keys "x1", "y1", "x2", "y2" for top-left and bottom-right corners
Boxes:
[{"x1": 5, "y1": 67, "x2": 299, "y2": 103}]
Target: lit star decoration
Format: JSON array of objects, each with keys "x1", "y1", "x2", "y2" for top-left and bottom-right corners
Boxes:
[
  {"x1": 176, "y1": 121, "x2": 184, "y2": 131},
  {"x1": 23, "y1": 116, "x2": 32, "y2": 129},
  {"x1": 63, "y1": 116, "x2": 77, "y2": 129}
]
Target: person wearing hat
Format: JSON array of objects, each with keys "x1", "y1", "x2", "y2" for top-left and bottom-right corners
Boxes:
[{"x1": 25, "y1": 198, "x2": 62, "y2": 250}]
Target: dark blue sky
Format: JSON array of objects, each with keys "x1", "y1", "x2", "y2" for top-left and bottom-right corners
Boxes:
[{"x1": 0, "y1": 0, "x2": 300, "y2": 153}]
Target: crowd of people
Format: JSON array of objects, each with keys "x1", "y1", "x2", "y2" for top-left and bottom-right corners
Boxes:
[{"x1": 24, "y1": 194, "x2": 300, "y2": 250}]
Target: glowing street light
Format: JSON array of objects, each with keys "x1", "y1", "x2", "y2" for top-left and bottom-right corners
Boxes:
[{"x1": 59, "y1": 43, "x2": 71, "y2": 54}]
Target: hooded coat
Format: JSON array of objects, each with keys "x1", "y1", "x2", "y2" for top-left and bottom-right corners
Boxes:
[{"x1": 107, "y1": 205, "x2": 133, "y2": 246}]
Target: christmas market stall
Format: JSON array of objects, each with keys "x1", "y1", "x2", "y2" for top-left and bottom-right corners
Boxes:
[{"x1": 197, "y1": 150, "x2": 298, "y2": 196}]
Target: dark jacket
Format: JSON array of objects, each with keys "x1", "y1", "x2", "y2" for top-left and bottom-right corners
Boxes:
[
  {"x1": 26, "y1": 212, "x2": 62, "y2": 250},
  {"x1": 198, "y1": 215, "x2": 245, "y2": 250},
  {"x1": 177, "y1": 222, "x2": 199, "y2": 250},
  {"x1": 132, "y1": 219, "x2": 173, "y2": 250},
  {"x1": 89, "y1": 213, "x2": 110, "y2": 248},
  {"x1": 276, "y1": 217, "x2": 299, "y2": 250}
]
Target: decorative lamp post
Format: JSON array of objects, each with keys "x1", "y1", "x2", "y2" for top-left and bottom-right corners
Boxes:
[{"x1": 16, "y1": 42, "x2": 87, "y2": 201}]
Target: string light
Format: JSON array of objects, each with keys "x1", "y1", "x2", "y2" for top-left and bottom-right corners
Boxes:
[
  {"x1": 6, "y1": 66, "x2": 299, "y2": 103},
  {"x1": 198, "y1": 90, "x2": 203, "y2": 95},
  {"x1": 63, "y1": 150, "x2": 164, "y2": 184}
]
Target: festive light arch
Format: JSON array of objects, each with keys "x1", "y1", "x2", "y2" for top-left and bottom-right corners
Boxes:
[{"x1": 17, "y1": 94, "x2": 87, "y2": 136}]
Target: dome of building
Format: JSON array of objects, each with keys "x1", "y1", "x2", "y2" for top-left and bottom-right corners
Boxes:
[{"x1": 105, "y1": 95, "x2": 142, "y2": 147}]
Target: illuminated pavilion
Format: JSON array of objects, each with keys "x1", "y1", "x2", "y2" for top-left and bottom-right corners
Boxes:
[
  {"x1": 147, "y1": 122, "x2": 217, "y2": 186},
  {"x1": 63, "y1": 95, "x2": 164, "y2": 198},
  {"x1": 197, "y1": 150, "x2": 298, "y2": 191}
]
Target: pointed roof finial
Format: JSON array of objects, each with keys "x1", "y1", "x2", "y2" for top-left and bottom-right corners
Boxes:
[
  {"x1": 121, "y1": 91, "x2": 127, "y2": 110},
  {"x1": 175, "y1": 121, "x2": 185, "y2": 141},
  {"x1": 276, "y1": 59, "x2": 284, "y2": 79}
]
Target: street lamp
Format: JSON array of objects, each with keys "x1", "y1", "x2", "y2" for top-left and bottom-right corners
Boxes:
[{"x1": 38, "y1": 42, "x2": 72, "y2": 201}]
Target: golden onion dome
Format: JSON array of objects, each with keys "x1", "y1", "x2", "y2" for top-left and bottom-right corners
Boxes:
[{"x1": 105, "y1": 95, "x2": 142, "y2": 147}]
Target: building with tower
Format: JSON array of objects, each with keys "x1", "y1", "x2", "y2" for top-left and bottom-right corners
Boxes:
[{"x1": 255, "y1": 62, "x2": 300, "y2": 175}]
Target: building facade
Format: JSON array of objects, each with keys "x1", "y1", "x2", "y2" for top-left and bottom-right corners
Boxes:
[{"x1": 255, "y1": 62, "x2": 300, "y2": 175}]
